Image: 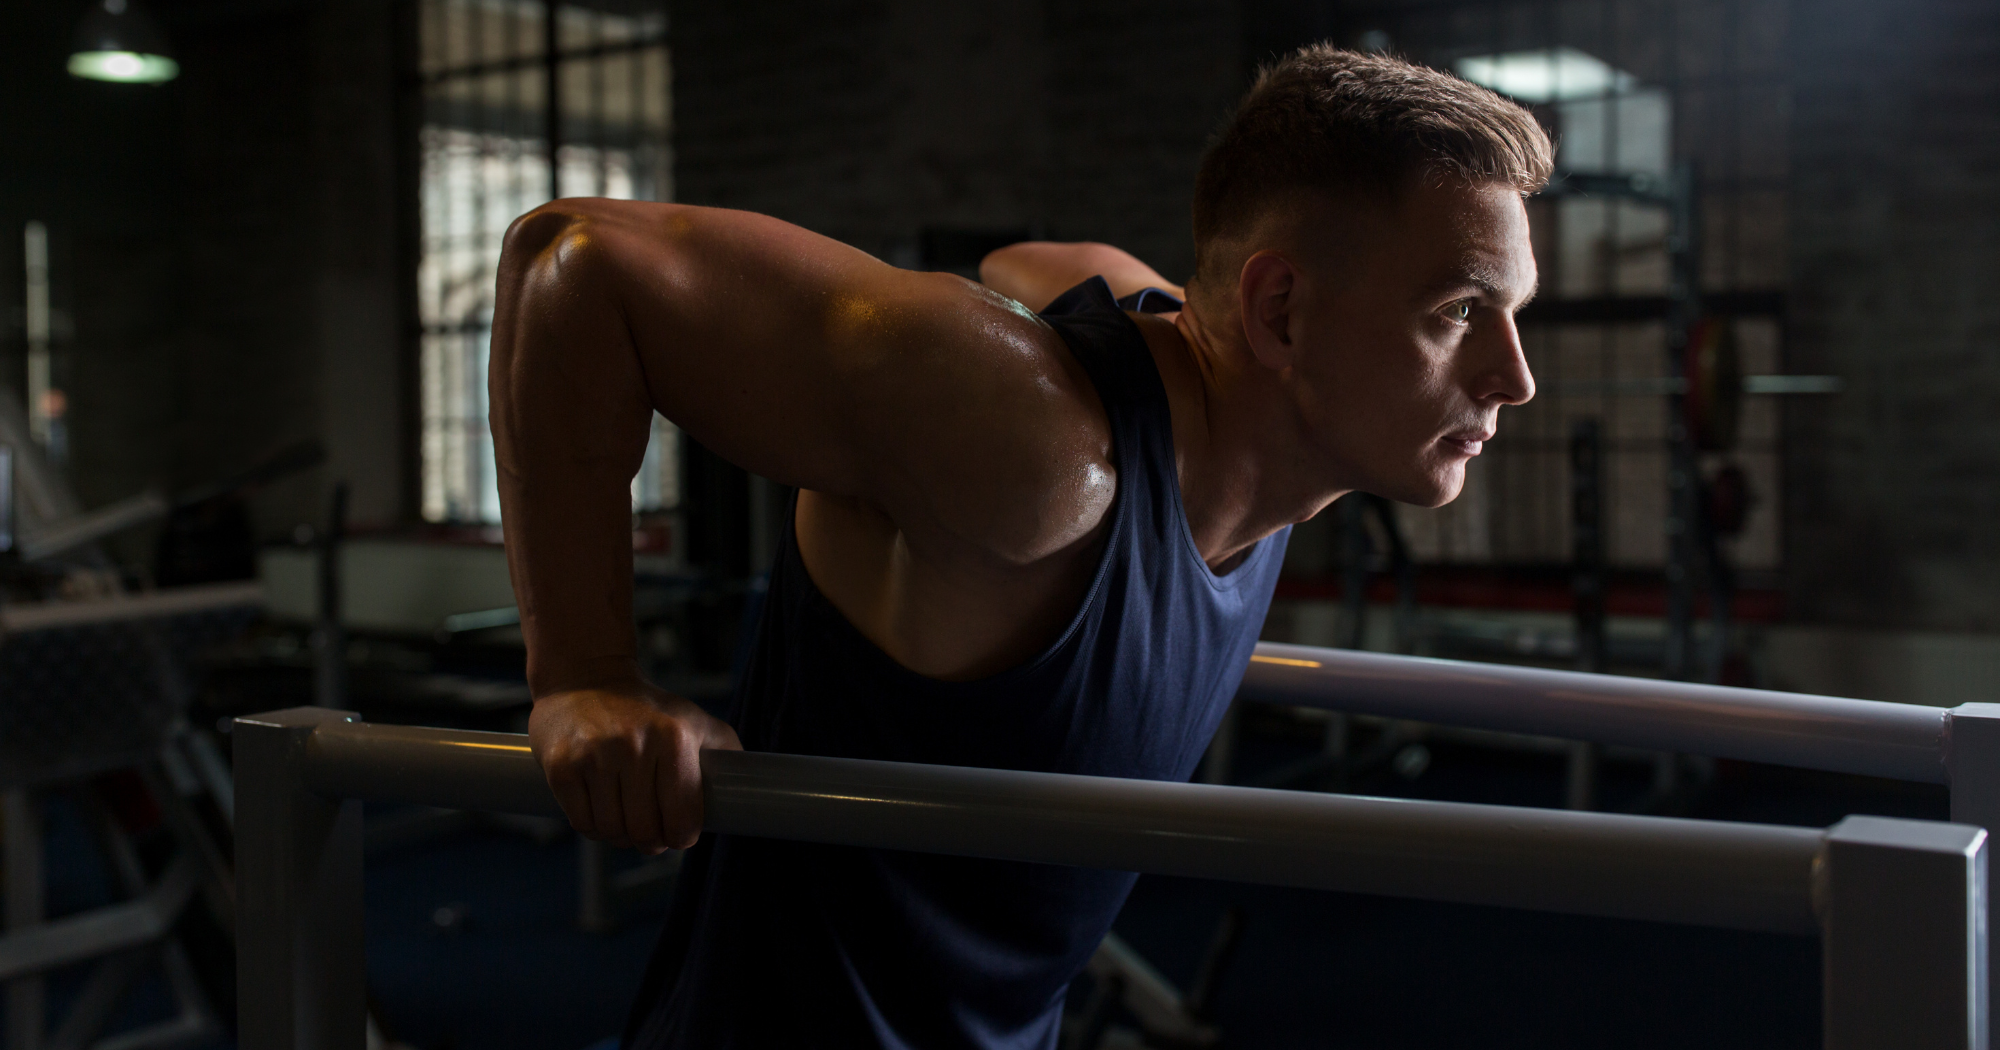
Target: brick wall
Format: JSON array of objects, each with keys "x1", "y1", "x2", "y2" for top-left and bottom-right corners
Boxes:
[
  {"x1": 669, "y1": 0, "x2": 1241, "y2": 283},
  {"x1": 1785, "y1": 0, "x2": 2000, "y2": 630}
]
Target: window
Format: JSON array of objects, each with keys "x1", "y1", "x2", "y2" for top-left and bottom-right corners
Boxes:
[{"x1": 415, "y1": 0, "x2": 675, "y2": 523}]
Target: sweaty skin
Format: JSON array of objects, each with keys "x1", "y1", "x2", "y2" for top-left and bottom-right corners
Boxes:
[
  {"x1": 489, "y1": 180, "x2": 1537, "y2": 852},
  {"x1": 979, "y1": 241, "x2": 1187, "y2": 317}
]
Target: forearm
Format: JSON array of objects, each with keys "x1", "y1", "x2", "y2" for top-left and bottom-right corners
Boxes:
[{"x1": 490, "y1": 210, "x2": 655, "y2": 697}]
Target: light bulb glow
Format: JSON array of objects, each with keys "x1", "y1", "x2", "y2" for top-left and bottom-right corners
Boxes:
[{"x1": 68, "y1": 50, "x2": 179, "y2": 84}]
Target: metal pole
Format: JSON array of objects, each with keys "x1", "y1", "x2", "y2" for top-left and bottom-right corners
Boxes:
[
  {"x1": 289, "y1": 716, "x2": 1823, "y2": 934},
  {"x1": 234, "y1": 708, "x2": 366, "y2": 1050},
  {"x1": 235, "y1": 710, "x2": 2000, "y2": 1048},
  {"x1": 1240, "y1": 642, "x2": 1949, "y2": 783},
  {"x1": 1947, "y1": 703, "x2": 2000, "y2": 1049},
  {"x1": 1821, "y1": 816, "x2": 1987, "y2": 1050},
  {"x1": 701, "y1": 748, "x2": 1822, "y2": 933}
]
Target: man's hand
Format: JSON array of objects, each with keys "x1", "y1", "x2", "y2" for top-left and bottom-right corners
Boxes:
[{"x1": 528, "y1": 685, "x2": 743, "y2": 852}]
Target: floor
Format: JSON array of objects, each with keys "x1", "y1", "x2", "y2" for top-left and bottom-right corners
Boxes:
[
  {"x1": 9, "y1": 712, "x2": 1952, "y2": 1049},
  {"x1": 364, "y1": 822, "x2": 666, "y2": 1050}
]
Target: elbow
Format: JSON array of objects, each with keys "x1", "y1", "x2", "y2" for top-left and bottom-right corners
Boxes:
[
  {"x1": 490, "y1": 205, "x2": 617, "y2": 410},
  {"x1": 501, "y1": 202, "x2": 599, "y2": 283},
  {"x1": 494, "y1": 203, "x2": 631, "y2": 346}
]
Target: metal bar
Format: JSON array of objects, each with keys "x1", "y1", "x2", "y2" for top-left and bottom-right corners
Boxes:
[
  {"x1": 0, "y1": 581, "x2": 261, "y2": 633},
  {"x1": 1821, "y1": 816, "x2": 1988, "y2": 1050},
  {"x1": 0, "y1": 855, "x2": 196, "y2": 983},
  {"x1": 702, "y1": 749, "x2": 1821, "y2": 934},
  {"x1": 245, "y1": 710, "x2": 2000, "y2": 1048},
  {"x1": 234, "y1": 709, "x2": 365, "y2": 1050},
  {"x1": 292, "y1": 717, "x2": 1822, "y2": 935},
  {"x1": 16, "y1": 491, "x2": 169, "y2": 562},
  {"x1": 1240, "y1": 643, "x2": 1949, "y2": 783},
  {"x1": 303, "y1": 722, "x2": 559, "y2": 816}
]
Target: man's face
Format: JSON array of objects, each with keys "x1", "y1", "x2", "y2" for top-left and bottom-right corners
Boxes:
[{"x1": 1280, "y1": 179, "x2": 1538, "y2": 507}]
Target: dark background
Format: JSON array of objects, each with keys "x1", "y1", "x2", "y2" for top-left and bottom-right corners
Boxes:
[{"x1": 3, "y1": 1, "x2": 1997, "y2": 1046}]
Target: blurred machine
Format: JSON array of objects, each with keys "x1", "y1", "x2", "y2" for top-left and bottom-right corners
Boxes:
[{"x1": 0, "y1": 388, "x2": 262, "y2": 1050}]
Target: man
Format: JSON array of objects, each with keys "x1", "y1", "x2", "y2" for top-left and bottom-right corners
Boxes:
[{"x1": 491, "y1": 45, "x2": 1547, "y2": 1048}]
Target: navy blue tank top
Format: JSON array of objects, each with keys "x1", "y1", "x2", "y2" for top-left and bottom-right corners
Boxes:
[{"x1": 625, "y1": 277, "x2": 1290, "y2": 1049}]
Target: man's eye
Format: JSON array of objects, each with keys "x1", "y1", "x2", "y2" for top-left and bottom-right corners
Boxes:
[{"x1": 1443, "y1": 300, "x2": 1473, "y2": 324}]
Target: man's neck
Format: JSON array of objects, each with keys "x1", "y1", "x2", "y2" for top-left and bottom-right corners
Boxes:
[{"x1": 1147, "y1": 298, "x2": 1347, "y2": 568}]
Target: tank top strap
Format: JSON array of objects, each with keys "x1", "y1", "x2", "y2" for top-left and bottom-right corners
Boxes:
[{"x1": 1037, "y1": 277, "x2": 1178, "y2": 482}]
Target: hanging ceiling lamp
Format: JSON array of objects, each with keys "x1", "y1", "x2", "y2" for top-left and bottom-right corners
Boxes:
[{"x1": 68, "y1": 0, "x2": 179, "y2": 84}]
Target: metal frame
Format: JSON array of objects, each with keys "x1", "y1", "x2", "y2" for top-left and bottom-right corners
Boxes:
[
  {"x1": 1, "y1": 574, "x2": 262, "y2": 1050},
  {"x1": 1242, "y1": 640, "x2": 2000, "y2": 1044},
  {"x1": 2, "y1": 727, "x2": 231, "y2": 1050},
  {"x1": 235, "y1": 701, "x2": 1986, "y2": 1050}
]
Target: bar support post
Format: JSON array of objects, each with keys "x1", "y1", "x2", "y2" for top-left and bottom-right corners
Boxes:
[
  {"x1": 234, "y1": 708, "x2": 365, "y2": 1050},
  {"x1": 1821, "y1": 815, "x2": 1987, "y2": 1050},
  {"x1": 1949, "y1": 703, "x2": 2000, "y2": 1049}
]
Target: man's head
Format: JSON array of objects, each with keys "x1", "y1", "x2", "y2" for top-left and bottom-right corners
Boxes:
[{"x1": 1188, "y1": 46, "x2": 1552, "y2": 508}]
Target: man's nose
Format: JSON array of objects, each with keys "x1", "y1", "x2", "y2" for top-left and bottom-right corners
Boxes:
[{"x1": 1472, "y1": 314, "x2": 1535, "y2": 405}]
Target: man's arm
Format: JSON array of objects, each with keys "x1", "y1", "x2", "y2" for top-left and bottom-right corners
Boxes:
[
  {"x1": 490, "y1": 200, "x2": 1098, "y2": 850},
  {"x1": 978, "y1": 241, "x2": 1185, "y2": 313}
]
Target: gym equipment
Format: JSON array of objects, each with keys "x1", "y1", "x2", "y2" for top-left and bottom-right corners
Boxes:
[
  {"x1": 7, "y1": 439, "x2": 324, "y2": 568},
  {"x1": 1546, "y1": 323, "x2": 1841, "y2": 454},
  {"x1": 234, "y1": 640, "x2": 2000, "y2": 1049},
  {"x1": 1, "y1": 584, "x2": 261, "y2": 1050},
  {"x1": 0, "y1": 385, "x2": 265, "y2": 1049},
  {"x1": 1542, "y1": 166, "x2": 1840, "y2": 691}
]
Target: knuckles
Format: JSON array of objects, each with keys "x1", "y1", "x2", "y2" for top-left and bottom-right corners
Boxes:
[
  {"x1": 531, "y1": 693, "x2": 713, "y2": 849},
  {"x1": 545, "y1": 708, "x2": 697, "y2": 773}
]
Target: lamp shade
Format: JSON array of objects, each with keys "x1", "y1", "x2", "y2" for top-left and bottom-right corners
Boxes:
[{"x1": 69, "y1": 0, "x2": 179, "y2": 84}]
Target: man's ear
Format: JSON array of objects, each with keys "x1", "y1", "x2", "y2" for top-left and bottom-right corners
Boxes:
[{"x1": 1237, "y1": 251, "x2": 1300, "y2": 370}]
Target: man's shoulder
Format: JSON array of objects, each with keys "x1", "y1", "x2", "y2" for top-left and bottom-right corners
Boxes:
[{"x1": 855, "y1": 274, "x2": 1119, "y2": 567}]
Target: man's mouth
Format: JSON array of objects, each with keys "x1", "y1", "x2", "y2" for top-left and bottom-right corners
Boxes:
[{"x1": 1441, "y1": 429, "x2": 1495, "y2": 457}]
